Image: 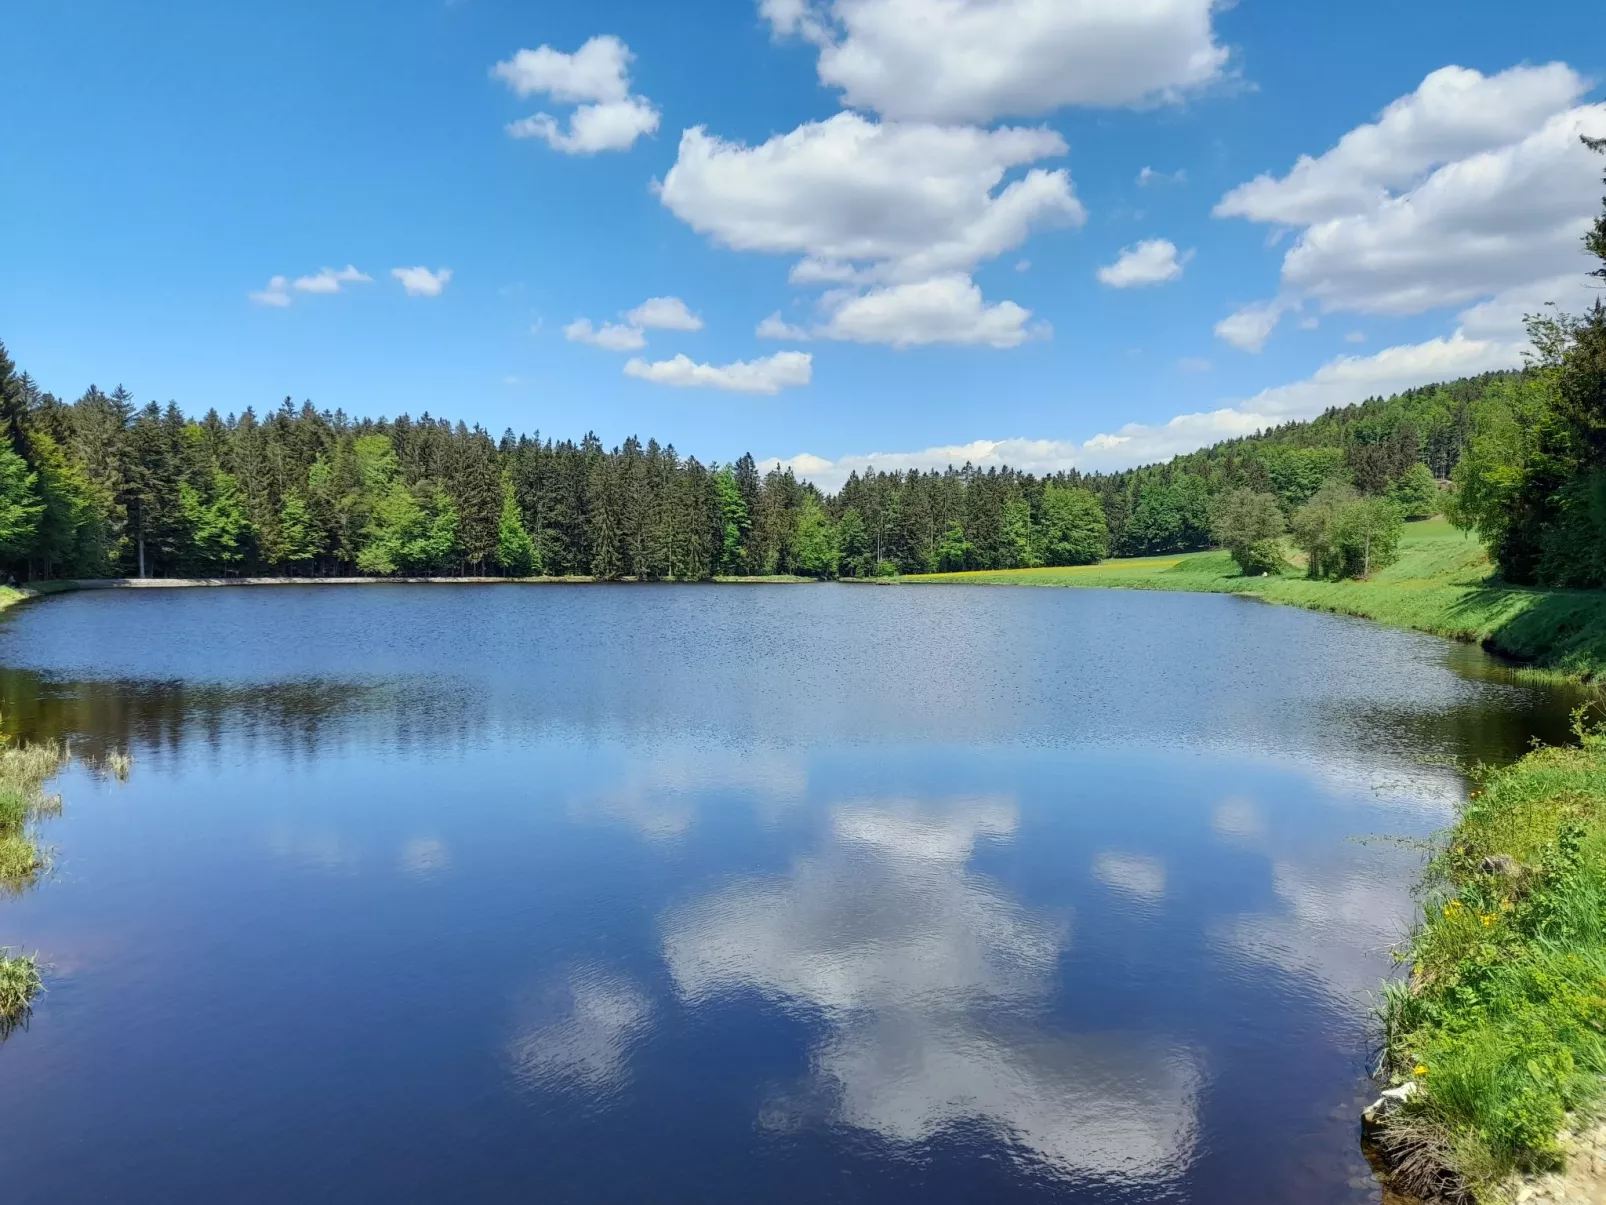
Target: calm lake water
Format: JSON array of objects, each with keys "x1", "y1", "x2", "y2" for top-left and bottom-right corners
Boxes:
[{"x1": 0, "y1": 584, "x2": 1583, "y2": 1204}]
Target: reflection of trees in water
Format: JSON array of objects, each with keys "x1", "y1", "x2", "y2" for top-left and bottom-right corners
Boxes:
[
  {"x1": 1323, "y1": 687, "x2": 1586, "y2": 773},
  {"x1": 0, "y1": 669, "x2": 491, "y2": 763}
]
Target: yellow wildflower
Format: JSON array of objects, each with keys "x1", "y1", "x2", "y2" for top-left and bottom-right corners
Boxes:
[{"x1": 1414, "y1": 1064, "x2": 1428, "y2": 1076}]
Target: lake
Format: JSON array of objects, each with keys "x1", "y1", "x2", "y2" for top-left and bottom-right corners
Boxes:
[{"x1": 0, "y1": 584, "x2": 1582, "y2": 1204}]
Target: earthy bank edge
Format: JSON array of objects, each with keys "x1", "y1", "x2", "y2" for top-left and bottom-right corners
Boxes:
[
  {"x1": 1364, "y1": 723, "x2": 1606, "y2": 1203},
  {"x1": 0, "y1": 573, "x2": 817, "y2": 614},
  {"x1": 903, "y1": 519, "x2": 1606, "y2": 686}
]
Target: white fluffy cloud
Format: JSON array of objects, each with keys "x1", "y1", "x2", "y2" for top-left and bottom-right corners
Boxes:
[
  {"x1": 1217, "y1": 64, "x2": 1590, "y2": 227},
  {"x1": 391, "y1": 266, "x2": 452, "y2": 297},
  {"x1": 564, "y1": 318, "x2": 647, "y2": 352},
  {"x1": 1217, "y1": 63, "x2": 1606, "y2": 316},
  {"x1": 657, "y1": 113, "x2": 1081, "y2": 285},
  {"x1": 1097, "y1": 239, "x2": 1191, "y2": 288},
  {"x1": 625, "y1": 296, "x2": 703, "y2": 331},
  {"x1": 816, "y1": 274, "x2": 1041, "y2": 348},
  {"x1": 293, "y1": 265, "x2": 371, "y2": 294},
  {"x1": 761, "y1": 0, "x2": 1228, "y2": 123},
  {"x1": 508, "y1": 99, "x2": 660, "y2": 155},
  {"x1": 494, "y1": 35, "x2": 660, "y2": 154},
  {"x1": 624, "y1": 351, "x2": 813, "y2": 395},
  {"x1": 250, "y1": 265, "x2": 371, "y2": 307},
  {"x1": 765, "y1": 271, "x2": 1603, "y2": 485},
  {"x1": 566, "y1": 296, "x2": 705, "y2": 353},
  {"x1": 248, "y1": 275, "x2": 292, "y2": 307},
  {"x1": 762, "y1": 438, "x2": 1085, "y2": 492},
  {"x1": 1213, "y1": 300, "x2": 1286, "y2": 353},
  {"x1": 756, "y1": 312, "x2": 812, "y2": 340}
]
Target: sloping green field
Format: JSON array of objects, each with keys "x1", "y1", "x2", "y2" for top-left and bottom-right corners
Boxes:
[{"x1": 907, "y1": 520, "x2": 1606, "y2": 680}]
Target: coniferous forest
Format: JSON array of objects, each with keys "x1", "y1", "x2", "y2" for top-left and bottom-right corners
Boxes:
[{"x1": 0, "y1": 138, "x2": 1600, "y2": 587}]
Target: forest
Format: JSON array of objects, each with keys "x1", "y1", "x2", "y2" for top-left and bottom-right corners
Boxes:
[{"x1": 0, "y1": 137, "x2": 1600, "y2": 587}]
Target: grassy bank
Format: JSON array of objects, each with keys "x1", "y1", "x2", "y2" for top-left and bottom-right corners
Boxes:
[
  {"x1": 1373, "y1": 721, "x2": 1606, "y2": 1200},
  {"x1": 906, "y1": 519, "x2": 1606, "y2": 681},
  {"x1": 0, "y1": 736, "x2": 66, "y2": 1032}
]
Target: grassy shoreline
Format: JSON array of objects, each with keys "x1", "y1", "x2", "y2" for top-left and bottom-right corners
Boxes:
[
  {"x1": 905, "y1": 519, "x2": 1606, "y2": 684},
  {"x1": 1371, "y1": 722, "x2": 1606, "y2": 1201}
]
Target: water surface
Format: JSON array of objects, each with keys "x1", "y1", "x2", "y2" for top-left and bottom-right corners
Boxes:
[{"x1": 0, "y1": 585, "x2": 1581, "y2": 1203}]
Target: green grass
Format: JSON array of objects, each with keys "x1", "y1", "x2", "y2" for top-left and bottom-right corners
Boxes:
[
  {"x1": 1375, "y1": 721, "x2": 1606, "y2": 1199},
  {"x1": 0, "y1": 740, "x2": 64, "y2": 890},
  {"x1": 906, "y1": 519, "x2": 1606, "y2": 681},
  {"x1": 0, "y1": 948, "x2": 42, "y2": 1033}
]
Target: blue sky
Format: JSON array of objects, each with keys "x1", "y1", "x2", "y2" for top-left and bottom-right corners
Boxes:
[{"x1": 4, "y1": 0, "x2": 1604, "y2": 486}]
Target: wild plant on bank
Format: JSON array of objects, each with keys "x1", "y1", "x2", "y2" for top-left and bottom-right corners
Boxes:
[
  {"x1": 0, "y1": 948, "x2": 42, "y2": 1035},
  {"x1": 1377, "y1": 713, "x2": 1606, "y2": 1198}
]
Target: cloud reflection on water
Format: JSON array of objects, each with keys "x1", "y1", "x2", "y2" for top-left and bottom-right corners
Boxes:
[
  {"x1": 663, "y1": 797, "x2": 1201, "y2": 1184},
  {"x1": 509, "y1": 966, "x2": 655, "y2": 1095}
]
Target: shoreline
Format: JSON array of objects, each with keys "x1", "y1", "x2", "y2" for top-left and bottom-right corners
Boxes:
[
  {"x1": 0, "y1": 573, "x2": 817, "y2": 613},
  {"x1": 900, "y1": 520, "x2": 1606, "y2": 688}
]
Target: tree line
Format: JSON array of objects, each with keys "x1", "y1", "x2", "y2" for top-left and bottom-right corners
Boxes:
[{"x1": 0, "y1": 137, "x2": 1599, "y2": 587}]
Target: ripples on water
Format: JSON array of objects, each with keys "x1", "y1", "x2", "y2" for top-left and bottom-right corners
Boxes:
[{"x1": 0, "y1": 585, "x2": 1583, "y2": 1203}]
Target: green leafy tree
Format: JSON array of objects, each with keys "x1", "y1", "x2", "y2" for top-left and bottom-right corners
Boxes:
[
  {"x1": 1387, "y1": 462, "x2": 1442, "y2": 519},
  {"x1": 179, "y1": 471, "x2": 253, "y2": 570},
  {"x1": 1037, "y1": 484, "x2": 1107, "y2": 565},
  {"x1": 1000, "y1": 495, "x2": 1035, "y2": 568},
  {"x1": 836, "y1": 507, "x2": 871, "y2": 577},
  {"x1": 934, "y1": 520, "x2": 972, "y2": 572},
  {"x1": 714, "y1": 468, "x2": 748, "y2": 575},
  {"x1": 1292, "y1": 483, "x2": 1403, "y2": 579},
  {"x1": 274, "y1": 490, "x2": 323, "y2": 572},
  {"x1": 792, "y1": 494, "x2": 838, "y2": 578},
  {"x1": 1329, "y1": 497, "x2": 1404, "y2": 578},
  {"x1": 496, "y1": 476, "x2": 538, "y2": 576},
  {"x1": 1210, "y1": 487, "x2": 1286, "y2": 576},
  {"x1": 0, "y1": 443, "x2": 42, "y2": 561}
]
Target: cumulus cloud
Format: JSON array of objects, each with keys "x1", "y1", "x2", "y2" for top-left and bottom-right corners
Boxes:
[
  {"x1": 761, "y1": 0, "x2": 1228, "y2": 123},
  {"x1": 1097, "y1": 239, "x2": 1192, "y2": 288},
  {"x1": 816, "y1": 274, "x2": 1042, "y2": 348},
  {"x1": 293, "y1": 264, "x2": 372, "y2": 294},
  {"x1": 1217, "y1": 64, "x2": 1590, "y2": 227},
  {"x1": 762, "y1": 438, "x2": 1085, "y2": 492},
  {"x1": 657, "y1": 113, "x2": 1082, "y2": 286},
  {"x1": 564, "y1": 296, "x2": 705, "y2": 353},
  {"x1": 756, "y1": 312, "x2": 813, "y2": 341},
  {"x1": 391, "y1": 266, "x2": 452, "y2": 297},
  {"x1": 248, "y1": 275, "x2": 292, "y2": 307},
  {"x1": 507, "y1": 99, "x2": 660, "y2": 155},
  {"x1": 564, "y1": 318, "x2": 647, "y2": 352},
  {"x1": 623, "y1": 351, "x2": 813, "y2": 395},
  {"x1": 1216, "y1": 63, "x2": 1606, "y2": 316},
  {"x1": 1214, "y1": 300, "x2": 1286, "y2": 353},
  {"x1": 764, "y1": 271, "x2": 1601, "y2": 485},
  {"x1": 493, "y1": 35, "x2": 660, "y2": 154},
  {"x1": 624, "y1": 296, "x2": 703, "y2": 331}
]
